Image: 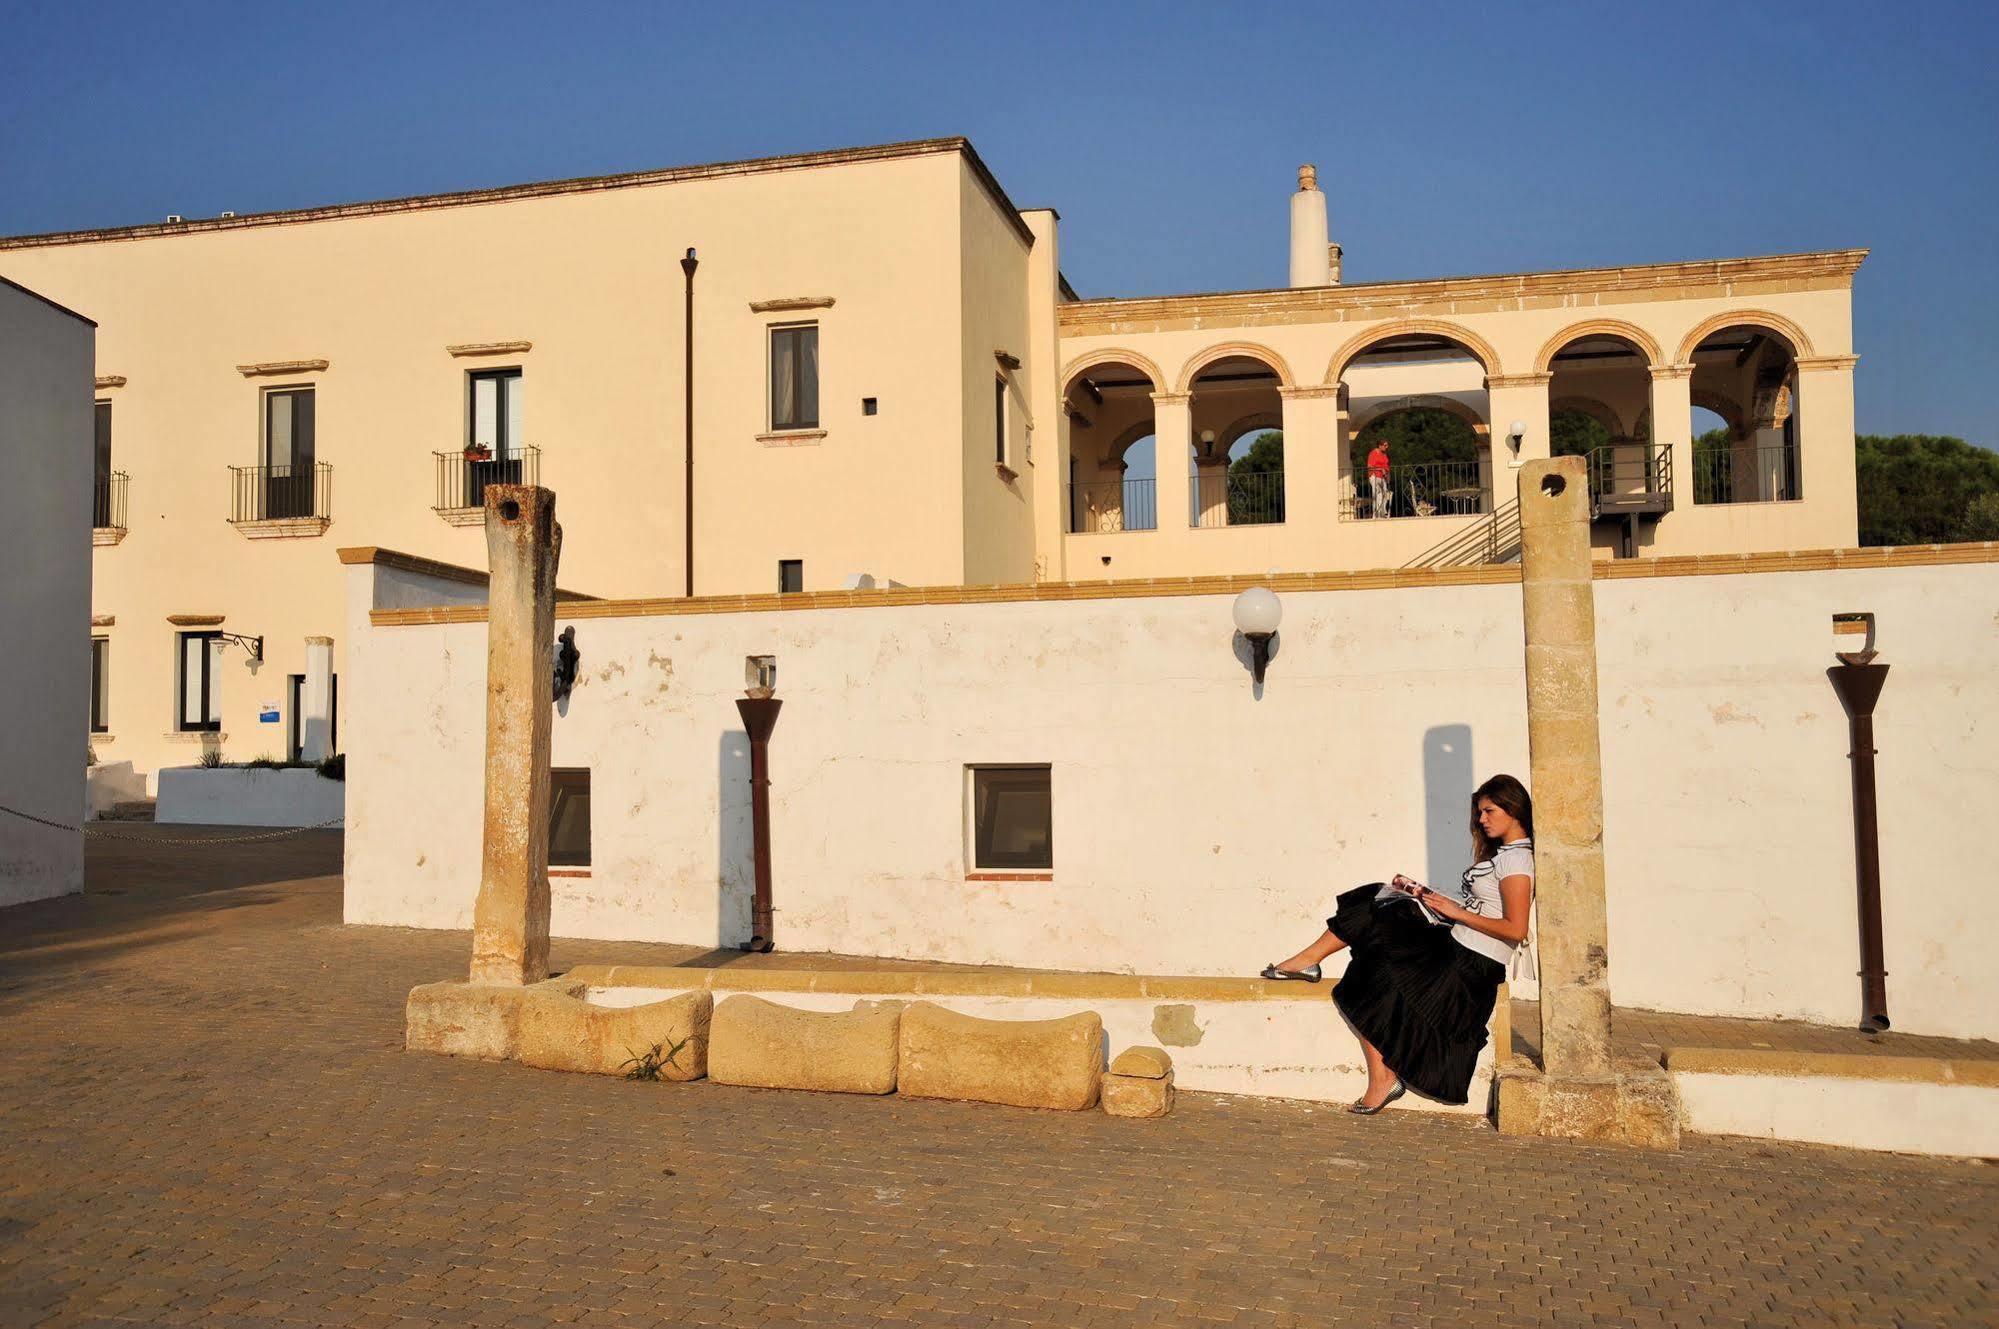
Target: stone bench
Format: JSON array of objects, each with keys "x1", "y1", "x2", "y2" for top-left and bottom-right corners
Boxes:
[
  {"x1": 405, "y1": 979, "x2": 712, "y2": 1081},
  {"x1": 707, "y1": 994, "x2": 899, "y2": 1094},
  {"x1": 897, "y1": 1002, "x2": 1103, "y2": 1111}
]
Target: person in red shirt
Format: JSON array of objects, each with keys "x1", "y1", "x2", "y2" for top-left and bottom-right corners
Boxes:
[{"x1": 1366, "y1": 438, "x2": 1392, "y2": 518}]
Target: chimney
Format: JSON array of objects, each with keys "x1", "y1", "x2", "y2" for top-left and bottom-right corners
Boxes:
[
  {"x1": 1288, "y1": 165, "x2": 1331, "y2": 288},
  {"x1": 1328, "y1": 242, "x2": 1343, "y2": 285}
]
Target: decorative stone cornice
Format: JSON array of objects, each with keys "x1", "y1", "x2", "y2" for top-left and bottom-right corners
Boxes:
[
  {"x1": 993, "y1": 349, "x2": 1022, "y2": 370},
  {"x1": 447, "y1": 341, "x2": 532, "y2": 357},
  {"x1": 749, "y1": 296, "x2": 836, "y2": 314},
  {"x1": 92, "y1": 527, "x2": 127, "y2": 547},
  {"x1": 91, "y1": 614, "x2": 115, "y2": 627},
  {"x1": 1648, "y1": 363, "x2": 1697, "y2": 380},
  {"x1": 1058, "y1": 249, "x2": 1869, "y2": 337},
  {"x1": 1149, "y1": 391, "x2": 1192, "y2": 407},
  {"x1": 232, "y1": 516, "x2": 332, "y2": 539},
  {"x1": 1485, "y1": 373, "x2": 1552, "y2": 389},
  {"x1": 1277, "y1": 385, "x2": 1342, "y2": 400},
  {"x1": 236, "y1": 359, "x2": 328, "y2": 377},
  {"x1": 1794, "y1": 354, "x2": 1860, "y2": 372},
  {"x1": 756, "y1": 429, "x2": 828, "y2": 447},
  {"x1": 166, "y1": 613, "x2": 225, "y2": 626},
  {"x1": 94, "y1": 375, "x2": 126, "y2": 390},
  {"x1": 306, "y1": 635, "x2": 334, "y2": 646}
]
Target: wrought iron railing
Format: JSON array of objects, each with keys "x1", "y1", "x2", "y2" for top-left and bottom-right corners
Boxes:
[
  {"x1": 435, "y1": 445, "x2": 540, "y2": 512},
  {"x1": 1192, "y1": 470, "x2": 1284, "y2": 528},
  {"x1": 228, "y1": 462, "x2": 331, "y2": 523},
  {"x1": 93, "y1": 471, "x2": 128, "y2": 531},
  {"x1": 1351, "y1": 460, "x2": 1489, "y2": 520},
  {"x1": 1693, "y1": 443, "x2": 1799, "y2": 505},
  {"x1": 1585, "y1": 443, "x2": 1673, "y2": 508},
  {"x1": 1068, "y1": 477, "x2": 1156, "y2": 533}
]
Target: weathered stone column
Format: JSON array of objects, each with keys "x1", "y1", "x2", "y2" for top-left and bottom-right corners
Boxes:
[
  {"x1": 469, "y1": 485, "x2": 560, "y2": 986},
  {"x1": 1496, "y1": 456, "x2": 1679, "y2": 1147},
  {"x1": 300, "y1": 636, "x2": 335, "y2": 762},
  {"x1": 1648, "y1": 364, "x2": 1694, "y2": 513}
]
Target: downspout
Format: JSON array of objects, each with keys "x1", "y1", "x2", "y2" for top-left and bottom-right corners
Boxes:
[
  {"x1": 1828, "y1": 639, "x2": 1891, "y2": 1031},
  {"x1": 680, "y1": 248, "x2": 699, "y2": 598}
]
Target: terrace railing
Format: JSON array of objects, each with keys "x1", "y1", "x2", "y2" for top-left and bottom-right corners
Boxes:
[
  {"x1": 436, "y1": 445, "x2": 541, "y2": 514},
  {"x1": 1068, "y1": 477, "x2": 1156, "y2": 533},
  {"x1": 229, "y1": 462, "x2": 331, "y2": 524},
  {"x1": 92, "y1": 471, "x2": 128, "y2": 533},
  {"x1": 1693, "y1": 443, "x2": 1800, "y2": 505},
  {"x1": 1351, "y1": 460, "x2": 1489, "y2": 520},
  {"x1": 1192, "y1": 470, "x2": 1284, "y2": 528},
  {"x1": 1584, "y1": 443, "x2": 1673, "y2": 515}
]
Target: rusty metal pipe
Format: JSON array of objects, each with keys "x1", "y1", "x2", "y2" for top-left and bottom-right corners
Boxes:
[
  {"x1": 735, "y1": 696, "x2": 781, "y2": 952},
  {"x1": 1828, "y1": 661, "x2": 1890, "y2": 1031}
]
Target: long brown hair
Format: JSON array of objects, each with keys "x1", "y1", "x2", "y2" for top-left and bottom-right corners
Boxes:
[{"x1": 1470, "y1": 774, "x2": 1534, "y2": 862}]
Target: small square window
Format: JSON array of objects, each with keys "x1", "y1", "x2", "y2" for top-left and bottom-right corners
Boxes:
[
  {"x1": 778, "y1": 560, "x2": 803, "y2": 594},
  {"x1": 550, "y1": 769, "x2": 591, "y2": 867},
  {"x1": 970, "y1": 765, "x2": 1052, "y2": 871},
  {"x1": 861, "y1": 397, "x2": 878, "y2": 416}
]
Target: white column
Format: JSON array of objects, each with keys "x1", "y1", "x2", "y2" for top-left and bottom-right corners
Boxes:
[
  {"x1": 1794, "y1": 356, "x2": 1859, "y2": 545},
  {"x1": 301, "y1": 635, "x2": 335, "y2": 762},
  {"x1": 1151, "y1": 393, "x2": 1193, "y2": 532},
  {"x1": 1485, "y1": 372, "x2": 1552, "y2": 484},
  {"x1": 1647, "y1": 365, "x2": 1694, "y2": 511},
  {"x1": 1278, "y1": 385, "x2": 1343, "y2": 529}
]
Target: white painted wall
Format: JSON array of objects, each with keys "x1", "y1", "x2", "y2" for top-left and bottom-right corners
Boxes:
[
  {"x1": 1673, "y1": 1071, "x2": 1999, "y2": 1158},
  {"x1": 0, "y1": 280, "x2": 93, "y2": 907},
  {"x1": 155, "y1": 767, "x2": 346, "y2": 827},
  {"x1": 344, "y1": 560, "x2": 1999, "y2": 1042}
]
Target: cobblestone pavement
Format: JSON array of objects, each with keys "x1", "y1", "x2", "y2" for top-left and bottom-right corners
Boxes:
[{"x1": 2, "y1": 830, "x2": 1995, "y2": 1328}]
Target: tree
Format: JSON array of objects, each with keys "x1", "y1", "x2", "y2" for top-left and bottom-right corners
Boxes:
[
  {"x1": 1352, "y1": 408, "x2": 1479, "y2": 473},
  {"x1": 1226, "y1": 430, "x2": 1284, "y2": 524},
  {"x1": 1855, "y1": 435, "x2": 1999, "y2": 545},
  {"x1": 1550, "y1": 410, "x2": 1611, "y2": 458}
]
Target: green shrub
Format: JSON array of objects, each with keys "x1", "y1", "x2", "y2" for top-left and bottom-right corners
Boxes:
[{"x1": 620, "y1": 1038, "x2": 689, "y2": 1082}]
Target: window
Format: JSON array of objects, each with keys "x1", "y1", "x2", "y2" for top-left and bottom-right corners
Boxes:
[
  {"x1": 176, "y1": 631, "x2": 223, "y2": 732},
  {"x1": 469, "y1": 368, "x2": 524, "y2": 457},
  {"x1": 994, "y1": 376, "x2": 1009, "y2": 469},
  {"x1": 93, "y1": 402, "x2": 112, "y2": 527},
  {"x1": 263, "y1": 387, "x2": 316, "y2": 520},
  {"x1": 970, "y1": 765, "x2": 1052, "y2": 871},
  {"x1": 778, "y1": 559, "x2": 803, "y2": 594},
  {"x1": 90, "y1": 637, "x2": 109, "y2": 733},
  {"x1": 769, "y1": 324, "x2": 819, "y2": 430},
  {"x1": 550, "y1": 769, "x2": 592, "y2": 867}
]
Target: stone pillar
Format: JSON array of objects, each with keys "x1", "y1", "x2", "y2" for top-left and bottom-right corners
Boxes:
[
  {"x1": 1278, "y1": 385, "x2": 1343, "y2": 531},
  {"x1": 1495, "y1": 457, "x2": 1679, "y2": 1147},
  {"x1": 1485, "y1": 372, "x2": 1551, "y2": 473},
  {"x1": 1648, "y1": 364, "x2": 1694, "y2": 513},
  {"x1": 1193, "y1": 451, "x2": 1230, "y2": 528},
  {"x1": 469, "y1": 485, "x2": 561, "y2": 987},
  {"x1": 1794, "y1": 356, "x2": 1860, "y2": 545},
  {"x1": 300, "y1": 635, "x2": 335, "y2": 762},
  {"x1": 1151, "y1": 393, "x2": 1193, "y2": 533}
]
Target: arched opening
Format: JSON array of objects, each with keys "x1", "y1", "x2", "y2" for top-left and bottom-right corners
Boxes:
[
  {"x1": 1188, "y1": 353, "x2": 1285, "y2": 528},
  {"x1": 1340, "y1": 333, "x2": 1492, "y2": 520},
  {"x1": 1544, "y1": 331, "x2": 1661, "y2": 510},
  {"x1": 1686, "y1": 323, "x2": 1800, "y2": 505},
  {"x1": 1064, "y1": 359, "x2": 1159, "y2": 532}
]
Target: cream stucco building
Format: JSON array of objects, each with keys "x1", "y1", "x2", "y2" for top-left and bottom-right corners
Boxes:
[{"x1": 0, "y1": 137, "x2": 1864, "y2": 789}]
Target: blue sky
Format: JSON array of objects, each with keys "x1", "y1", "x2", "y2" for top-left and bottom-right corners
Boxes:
[{"x1": 3, "y1": 1, "x2": 1993, "y2": 443}]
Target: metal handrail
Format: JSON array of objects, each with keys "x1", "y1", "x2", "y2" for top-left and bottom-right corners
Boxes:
[
  {"x1": 1693, "y1": 442, "x2": 1800, "y2": 505},
  {"x1": 1352, "y1": 460, "x2": 1489, "y2": 520},
  {"x1": 1192, "y1": 470, "x2": 1284, "y2": 527},
  {"x1": 93, "y1": 471, "x2": 129, "y2": 531},
  {"x1": 435, "y1": 445, "x2": 541, "y2": 512},
  {"x1": 1068, "y1": 477, "x2": 1156, "y2": 533},
  {"x1": 228, "y1": 462, "x2": 332, "y2": 523},
  {"x1": 1584, "y1": 442, "x2": 1672, "y2": 501}
]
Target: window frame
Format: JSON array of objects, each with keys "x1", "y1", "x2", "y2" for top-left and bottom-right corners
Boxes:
[
  {"x1": 778, "y1": 559, "x2": 804, "y2": 594},
  {"x1": 549, "y1": 767, "x2": 592, "y2": 869},
  {"x1": 175, "y1": 630, "x2": 223, "y2": 733},
  {"x1": 467, "y1": 367, "x2": 524, "y2": 458},
  {"x1": 767, "y1": 322, "x2": 820, "y2": 432},
  {"x1": 90, "y1": 636, "x2": 110, "y2": 734},
  {"x1": 994, "y1": 375, "x2": 1009, "y2": 471},
  {"x1": 966, "y1": 764, "x2": 1054, "y2": 876}
]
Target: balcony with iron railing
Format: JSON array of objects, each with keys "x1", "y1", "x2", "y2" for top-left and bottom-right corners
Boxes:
[
  {"x1": 1068, "y1": 476, "x2": 1157, "y2": 533},
  {"x1": 1192, "y1": 470, "x2": 1284, "y2": 528},
  {"x1": 434, "y1": 445, "x2": 540, "y2": 526},
  {"x1": 228, "y1": 462, "x2": 332, "y2": 537},
  {"x1": 1583, "y1": 443, "x2": 1674, "y2": 517},
  {"x1": 1345, "y1": 460, "x2": 1491, "y2": 521},
  {"x1": 1694, "y1": 442, "x2": 1799, "y2": 505},
  {"x1": 92, "y1": 471, "x2": 129, "y2": 545}
]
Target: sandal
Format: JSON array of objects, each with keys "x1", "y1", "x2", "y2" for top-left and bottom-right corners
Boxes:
[
  {"x1": 1349, "y1": 1079, "x2": 1406, "y2": 1115},
  {"x1": 1260, "y1": 962, "x2": 1321, "y2": 982}
]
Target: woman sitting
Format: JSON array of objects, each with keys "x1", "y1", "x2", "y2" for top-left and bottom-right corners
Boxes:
[{"x1": 1261, "y1": 774, "x2": 1534, "y2": 1113}]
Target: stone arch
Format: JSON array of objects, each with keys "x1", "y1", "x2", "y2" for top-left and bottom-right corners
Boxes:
[
  {"x1": 1174, "y1": 341, "x2": 1295, "y2": 393},
  {"x1": 1690, "y1": 390, "x2": 1745, "y2": 438},
  {"x1": 1104, "y1": 419, "x2": 1157, "y2": 467},
  {"x1": 1060, "y1": 347, "x2": 1167, "y2": 396},
  {"x1": 1673, "y1": 310, "x2": 1816, "y2": 366},
  {"x1": 1218, "y1": 410, "x2": 1283, "y2": 446},
  {"x1": 1349, "y1": 393, "x2": 1491, "y2": 441},
  {"x1": 1325, "y1": 319, "x2": 1503, "y2": 384},
  {"x1": 1534, "y1": 319, "x2": 1663, "y2": 374},
  {"x1": 1549, "y1": 395, "x2": 1624, "y2": 438}
]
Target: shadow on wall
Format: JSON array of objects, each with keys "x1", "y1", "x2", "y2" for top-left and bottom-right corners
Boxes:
[
  {"x1": 1424, "y1": 724, "x2": 1474, "y2": 891},
  {"x1": 717, "y1": 728, "x2": 752, "y2": 949}
]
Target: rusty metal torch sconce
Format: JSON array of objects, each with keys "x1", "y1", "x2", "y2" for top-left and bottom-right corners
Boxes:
[
  {"x1": 1828, "y1": 612, "x2": 1889, "y2": 1032},
  {"x1": 1232, "y1": 587, "x2": 1282, "y2": 688},
  {"x1": 736, "y1": 655, "x2": 780, "y2": 953}
]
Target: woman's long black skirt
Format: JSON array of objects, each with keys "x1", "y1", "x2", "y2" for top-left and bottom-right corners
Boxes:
[{"x1": 1329, "y1": 884, "x2": 1505, "y2": 1105}]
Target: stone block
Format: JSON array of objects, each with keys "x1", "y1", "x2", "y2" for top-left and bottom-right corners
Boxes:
[
  {"x1": 405, "y1": 980, "x2": 526, "y2": 1061},
  {"x1": 1496, "y1": 1055, "x2": 1680, "y2": 1150},
  {"x1": 516, "y1": 986, "x2": 712, "y2": 1081},
  {"x1": 1110, "y1": 1046, "x2": 1173, "y2": 1079},
  {"x1": 1102, "y1": 1071, "x2": 1175, "y2": 1118},
  {"x1": 897, "y1": 1002, "x2": 1103, "y2": 1111},
  {"x1": 708, "y1": 995, "x2": 899, "y2": 1095}
]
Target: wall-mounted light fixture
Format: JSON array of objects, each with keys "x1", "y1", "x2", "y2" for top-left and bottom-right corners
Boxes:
[
  {"x1": 552, "y1": 626, "x2": 580, "y2": 702},
  {"x1": 1198, "y1": 429, "x2": 1220, "y2": 462},
  {"x1": 1507, "y1": 419, "x2": 1528, "y2": 458},
  {"x1": 1232, "y1": 587, "x2": 1283, "y2": 687},
  {"x1": 217, "y1": 631, "x2": 264, "y2": 663}
]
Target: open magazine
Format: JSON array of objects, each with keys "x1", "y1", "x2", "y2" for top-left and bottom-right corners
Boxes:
[{"x1": 1374, "y1": 879, "x2": 1448, "y2": 927}]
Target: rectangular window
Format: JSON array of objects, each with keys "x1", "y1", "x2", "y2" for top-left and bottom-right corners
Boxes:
[
  {"x1": 778, "y1": 559, "x2": 803, "y2": 594},
  {"x1": 93, "y1": 402, "x2": 113, "y2": 527},
  {"x1": 468, "y1": 368, "x2": 524, "y2": 457},
  {"x1": 550, "y1": 768, "x2": 592, "y2": 867},
  {"x1": 994, "y1": 376, "x2": 1008, "y2": 468},
  {"x1": 263, "y1": 387, "x2": 316, "y2": 520},
  {"x1": 970, "y1": 765, "x2": 1052, "y2": 871},
  {"x1": 90, "y1": 637, "x2": 109, "y2": 733},
  {"x1": 176, "y1": 631, "x2": 223, "y2": 732},
  {"x1": 769, "y1": 324, "x2": 819, "y2": 430}
]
